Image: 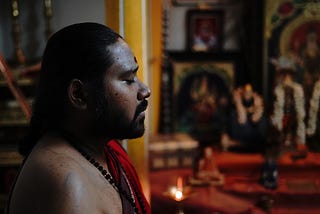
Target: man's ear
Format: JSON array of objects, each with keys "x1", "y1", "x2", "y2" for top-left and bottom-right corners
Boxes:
[{"x1": 68, "y1": 79, "x2": 88, "y2": 110}]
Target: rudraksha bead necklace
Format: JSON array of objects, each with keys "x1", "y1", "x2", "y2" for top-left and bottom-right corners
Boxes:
[{"x1": 76, "y1": 148, "x2": 139, "y2": 213}]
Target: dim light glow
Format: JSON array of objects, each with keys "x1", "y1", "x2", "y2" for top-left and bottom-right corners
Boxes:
[{"x1": 175, "y1": 190, "x2": 183, "y2": 201}]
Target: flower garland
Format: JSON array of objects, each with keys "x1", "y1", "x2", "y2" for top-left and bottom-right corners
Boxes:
[
  {"x1": 307, "y1": 80, "x2": 320, "y2": 135},
  {"x1": 233, "y1": 88, "x2": 247, "y2": 124},
  {"x1": 271, "y1": 81, "x2": 306, "y2": 144}
]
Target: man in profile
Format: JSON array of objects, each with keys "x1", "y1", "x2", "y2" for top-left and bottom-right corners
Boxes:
[{"x1": 6, "y1": 22, "x2": 151, "y2": 214}]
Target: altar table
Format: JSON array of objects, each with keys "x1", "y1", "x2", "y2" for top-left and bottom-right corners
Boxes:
[{"x1": 150, "y1": 152, "x2": 320, "y2": 214}]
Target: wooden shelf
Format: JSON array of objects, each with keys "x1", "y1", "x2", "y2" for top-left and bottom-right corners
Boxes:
[
  {"x1": 0, "y1": 120, "x2": 28, "y2": 127},
  {"x1": 0, "y1": 149, "x2": 23, "y2": 166},
  {"x1": 0, "y1": 78, "x2": 35, "y2": 87},
  {"x1": 0, "y1": 109, "x2": 29, "y2": 127}
]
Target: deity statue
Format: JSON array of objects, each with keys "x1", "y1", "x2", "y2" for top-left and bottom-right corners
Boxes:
[
  {"x1": 271, "y1": 56, "x2": 306, "y2": 151},
  {"x1": 226, "y1": 84, "x2": 267, "y2": 153},
  {"x1": 194, "y1": 146, "x2": 224, "y2": 186}
]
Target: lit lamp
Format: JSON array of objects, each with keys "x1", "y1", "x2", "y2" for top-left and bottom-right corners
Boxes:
[
  {"x1": 169, "y1": 177, "x2": 184, "y2": 201},
  {"x1": 165, "y1": 176, "x2": 193, "y2": 214}
]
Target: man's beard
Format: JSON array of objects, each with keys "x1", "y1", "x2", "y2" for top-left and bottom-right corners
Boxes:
[{"x1": 92, "y1": 90, "x2": 146, "y2": 140}]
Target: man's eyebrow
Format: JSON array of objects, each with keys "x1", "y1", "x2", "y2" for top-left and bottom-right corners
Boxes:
[{"x1": 122, "y1": 66, "x2": 139, "y2": 75}]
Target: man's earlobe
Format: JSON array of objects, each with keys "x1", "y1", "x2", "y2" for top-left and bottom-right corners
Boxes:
[{"x1": 68, "y1": 79, "x2": 87, "y2": 110}]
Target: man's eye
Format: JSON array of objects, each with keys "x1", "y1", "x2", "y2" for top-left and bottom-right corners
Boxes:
[
  {"x1": 125, "y1": 79, "x2": 135, "y2": 84},
  {"x1": 124, "y1": 76, "x2": 137, "y2": 84}
]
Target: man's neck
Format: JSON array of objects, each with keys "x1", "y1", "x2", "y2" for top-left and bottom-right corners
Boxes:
[{"x1": 59, "y1": 126, "x2": 111, "y2": 164}]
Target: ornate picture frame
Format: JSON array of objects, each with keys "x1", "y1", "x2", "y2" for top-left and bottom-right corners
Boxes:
[
  {"x1": 186, "y1": 9, "x2": 224, "y2": 52},
  {"x1": 165, "y1": 52, "x2": 240, "y2": 143}
]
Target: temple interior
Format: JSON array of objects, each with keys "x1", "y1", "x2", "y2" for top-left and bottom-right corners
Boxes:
[{"x1": 1, "y1": 0, "x2": 320, "y2": 213}]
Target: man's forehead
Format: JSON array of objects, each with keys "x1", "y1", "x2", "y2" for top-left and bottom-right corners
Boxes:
[
  {"x1": 109, "y1": 41, "x2": 135, "y2": 61},
  {"x1": 106, "y1": 41, "x2": 139, "y2": 73}
]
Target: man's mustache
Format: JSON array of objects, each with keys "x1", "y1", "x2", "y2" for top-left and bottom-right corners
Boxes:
[{"x1": 135, "y1": 100, "x2": 148, "y2": 117}]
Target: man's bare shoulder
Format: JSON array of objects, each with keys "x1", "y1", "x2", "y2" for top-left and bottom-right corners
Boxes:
[{"x1": 8, "y1": 136, "x2": 122, "y2": 214}]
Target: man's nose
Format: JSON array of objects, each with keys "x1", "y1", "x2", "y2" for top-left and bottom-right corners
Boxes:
[{"x1": 138, "y1": 81, "x2": 151, "y2": 100}]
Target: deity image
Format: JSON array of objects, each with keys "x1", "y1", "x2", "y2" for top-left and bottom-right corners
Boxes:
[
  {"x1": 192, "y1": 18, "x2": 217, "y2": 52},
  {"x1": 286, "y1": 23, "x2": 320, "y2": 122},
  {"x1": 270, "y1": 22, "x2": 320, "y2": 152},
  {"x1": 297, "y1": 26, "x2": 320, "y2": 102},
  {"x1": 288, "y1": 24, "x2": 320, "y2": 151},
  {"x1": 176, "y1": 70, "x2": 231, "y2": 147}
]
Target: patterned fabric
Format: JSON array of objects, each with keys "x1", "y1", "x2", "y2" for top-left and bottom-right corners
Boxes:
[{"x1": 104, "y1": 140, "x2": 151, "y2": 214}]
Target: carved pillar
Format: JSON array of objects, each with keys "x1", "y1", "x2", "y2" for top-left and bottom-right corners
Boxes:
[
  {"x1": 159, "y1": 4, "x2": 174, "y2": 134},
  {"x1": 44, "y1": 0, "x2": 53, "y2": 39}
]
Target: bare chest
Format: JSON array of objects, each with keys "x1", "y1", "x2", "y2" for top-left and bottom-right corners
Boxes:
[{"x1": 86, "y1": 170, "x2": 123, "y2": 214}]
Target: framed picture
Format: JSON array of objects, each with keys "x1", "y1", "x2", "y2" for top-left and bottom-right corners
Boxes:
[
  {"x1": 166, "y1": 52, "x2": 240, "y2": 144},
  {"x1": 186, "y1": 9, "x2": 224, "y2": 52}
]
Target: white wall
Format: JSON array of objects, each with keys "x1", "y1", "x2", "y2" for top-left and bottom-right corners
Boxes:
[
  {"x1": 0, "y1": 0, "x2": 105, "y2": 62},
  {"x1": 52, "y1": 0, "x2": 106, "y2": 30}
]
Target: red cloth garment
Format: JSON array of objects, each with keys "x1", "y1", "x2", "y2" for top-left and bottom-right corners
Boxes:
[{"x1": 104, "y1": 140, "x2": 151, "y2": 214}]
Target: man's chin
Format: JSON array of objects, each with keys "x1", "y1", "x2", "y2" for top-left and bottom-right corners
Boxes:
[
  {"x1": 112, "y1": 126, "x2": 145, "y2": 140},
  {"x1": 125, "y1": 128, "x2": 146, "y2": 139},
  {"x1": 124, "y1": 120, "x2": 146, "y2": 139}
]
